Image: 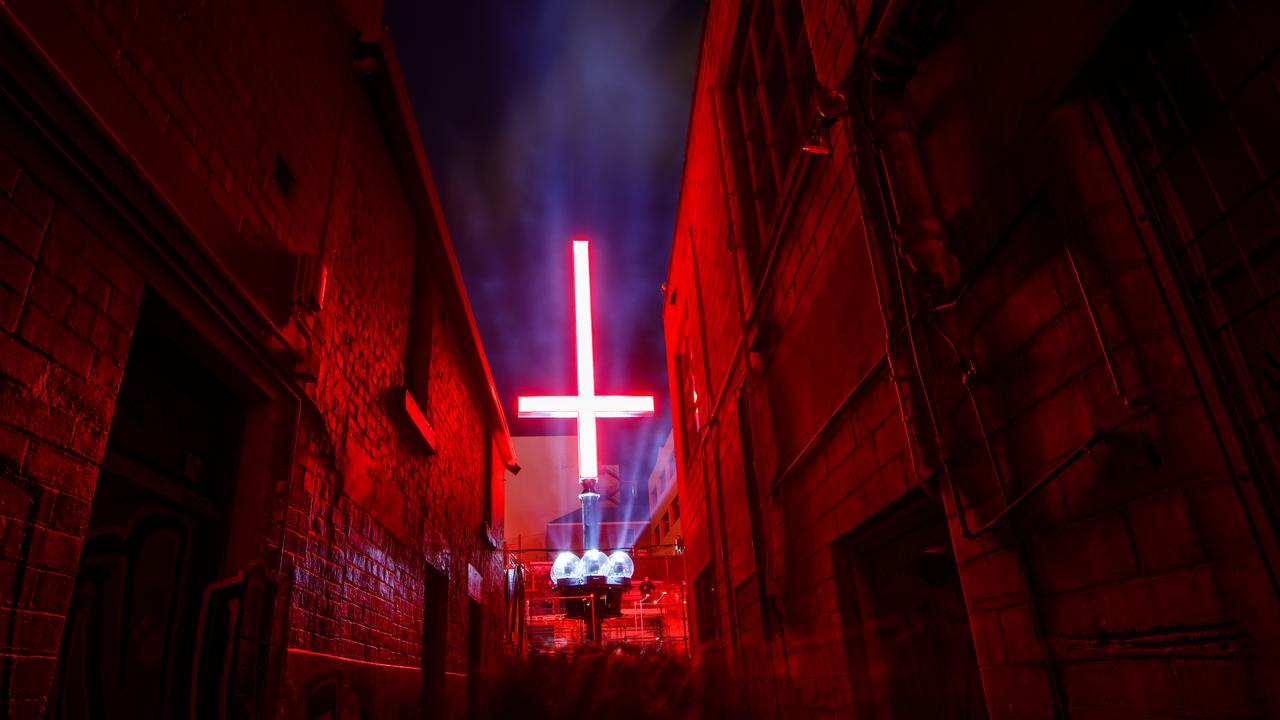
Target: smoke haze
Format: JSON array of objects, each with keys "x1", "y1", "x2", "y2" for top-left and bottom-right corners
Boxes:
[{"x1": 386, "y1": 0, "x2": 702, "y2": 485}]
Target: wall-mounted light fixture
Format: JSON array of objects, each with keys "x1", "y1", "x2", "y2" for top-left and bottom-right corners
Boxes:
[{"x1": 801, "y1": 89, "x2": 850, "y2": 156}]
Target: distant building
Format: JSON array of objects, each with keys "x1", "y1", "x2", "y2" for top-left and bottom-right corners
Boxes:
[
  {"x1": 504, "y1": 435, "x2": 651, "y2": 555},
  {"x1": 520, "y1": 443, "x2": 691, "y2": 655},
  {"x1": 503, "y1": 435, "x2": 581, "y2": 552},
  {"x1": 544, "y1": 465, "x2": 650, "y2": 552},
  {"x1": 644, "y1": 432, "x2": 680, "y2": 551},
  {"x1": 666, "y1": 0, "x2": 1280, "y2": 717}
]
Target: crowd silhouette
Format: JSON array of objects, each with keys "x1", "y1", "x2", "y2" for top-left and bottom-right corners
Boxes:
[{"x1": 486, "y1": 643, "x2": 752, "y2": 720}]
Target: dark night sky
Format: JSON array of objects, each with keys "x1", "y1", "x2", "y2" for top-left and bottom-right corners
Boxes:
[{"x1": 384, "y1": 2, "x2": 703, "y2": 483}]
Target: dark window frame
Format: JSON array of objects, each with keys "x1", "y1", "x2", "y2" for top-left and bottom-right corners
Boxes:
[
  {"x1": 405, "y1": 255, "x2": 436, "y2": 400},
  {"x1": 479, "y1": 424, "x2": 504, "y2": 548},
  {"x1": 483, "y1": 425, "x2": 494, "y2": 525},
  {"x1": 694, "y1": 565, "x2": 720, "y2": 642},
  {"x1": 403, "y1": 246, "x2": 439, "y2": 452},
  {"x1": 723, "y1": 0, "x2": 818, "y2": 278},
  {"x1": 674, "y1": 338, "x2": 702, "y2": 460}
]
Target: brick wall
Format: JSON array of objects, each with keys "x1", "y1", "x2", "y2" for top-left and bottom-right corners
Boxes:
[
  {"x1": 667, "y1": 0, "x2": 1280, "y2": 717},
  {"x1": 0, "y1": 0, "x2": 510, "y2": 717},
  {"x1": 0, "y1": 143, "x2": 145, "y2": 718}
]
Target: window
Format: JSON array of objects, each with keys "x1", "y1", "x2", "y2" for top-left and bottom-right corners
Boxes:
[
  {"x1": 726, "y1": 0, "x2": 817, "y2": 265},
  {"x1": 483, "y1": 426, "x2": 494, "y2": 526},
  {"x1": 481, "y1": 427, "x2": 503, "y2": 546},
  {"x1": 695, "y1": 566, "x2": 720, "y2": 642},
  {"x1": 405, "y1": 267, "x2": 434, "y2": 399},
  {"x1": 674, "y1": 340, "x2": 702, "y2": 459},
  {"x1": 467, "y1": 600, "x2": 483, "y2": 720},
  {"x1": 403, "y1": 247, "x2": 438, "y2": 451},
  {"x1": 420, "y1": 564, "x2": 449, "y2": 713},
  {"x1": 672, "y1": 498, "x2": 680, "y2": 522}
]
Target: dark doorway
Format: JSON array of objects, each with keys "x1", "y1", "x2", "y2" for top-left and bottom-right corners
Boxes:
[
  {"x1": 836, "y1": 496, "x2": 987, "y2": 719},
  {"x1": 466, "y1": 600, "x2": 482, "y2": 720},
  {"x1": 420, "y1": 565, "x2": 448, "y2": 719},
  {"x1": 693, "y1": 564, "x2": 719, "y2": 642},
  {"x1": 51, "y1": 297, "x2": 247, "y2": 719}
]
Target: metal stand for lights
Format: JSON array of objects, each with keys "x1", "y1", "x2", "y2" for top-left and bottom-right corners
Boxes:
[
  {"x1": 516, "y1": 240, "x2": 650, "y2": 645},
  {"x1": 579, "y1": 479, "x2": 599, "y2": 550},
  {"x1": 580, "y1": 479, "x2": 603, "y2": 643},
  {"x1": 548, "y1": 477, "x2": 634, "y2": 644}
]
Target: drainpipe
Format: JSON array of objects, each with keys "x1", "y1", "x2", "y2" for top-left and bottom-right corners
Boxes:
[
  {"x1": 870, "y1": 109, "x2": 961, "y2": 295},
  {"x1": 843, "y1": 24, "x2": 1072, "y2": 717},
  {"x1": 844, "y1": 61, "x2": 953, "y2": 497},
  {"x1": 849, "y1": 101, "x2": 942, "y2": 495}
]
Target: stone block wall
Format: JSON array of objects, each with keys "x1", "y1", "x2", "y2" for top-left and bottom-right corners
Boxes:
[{"x1": 666, "y1": 0, "x2": 1280, "y2": 716}]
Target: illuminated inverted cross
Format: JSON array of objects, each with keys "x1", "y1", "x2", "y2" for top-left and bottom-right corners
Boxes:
[{"x1": 518, "y1": 240, "x2": 654, "y2": 482}]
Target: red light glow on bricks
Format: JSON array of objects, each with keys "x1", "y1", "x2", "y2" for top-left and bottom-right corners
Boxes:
[{"x1": 518, "y1": 240, "x2": 654, "y2": 480}]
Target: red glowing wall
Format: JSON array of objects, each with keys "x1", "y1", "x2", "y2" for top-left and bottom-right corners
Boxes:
[
  {"x1": 666, "y1": 0, "x2": 1280, "y2": 717},
  {"x1": 0, "y1": 1, "x2": 512, "y2": 718}
]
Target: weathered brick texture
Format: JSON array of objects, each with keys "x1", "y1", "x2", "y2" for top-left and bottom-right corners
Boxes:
[
  {"x1": 668, "y1": 0, "x2": 1280, "y2": 717},
  {"x1": 0, "y1": 1, "x2": 511, "y2": 717},
  {"x1": 0, "y1": 154, "x2": 142, "y2": 718}
]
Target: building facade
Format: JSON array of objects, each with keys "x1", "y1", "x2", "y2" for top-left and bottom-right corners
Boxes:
[
  {"x1": 644, "y1": 432, "x2": 681, "y2": 551},
  {"x1": 543, "y1": 465, "x2": 647, "y2": 553},
  {"x1": 666, "y1": 0, "x2": 1280, "y2": 717},
  {"x1": 504, "y1": 435, "x2": 580, "y2": 553},
  {"x1": 0, "y1": 1, "x2": 516, "y2": 718}
]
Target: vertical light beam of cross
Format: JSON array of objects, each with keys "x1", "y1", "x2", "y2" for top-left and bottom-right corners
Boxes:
[
  {"x1": 517, "y1": 240, "x2": 654, "y2": 481},
  {"x1": 572, "y1": 240, "x2": 598, "y2": 479}
]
